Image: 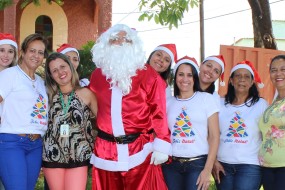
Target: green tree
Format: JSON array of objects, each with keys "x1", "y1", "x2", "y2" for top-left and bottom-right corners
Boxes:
[
  {"x1": 0, "y1": 0, "x2": 63, "y2": 10},
  {"x1": 138, "y1": 0, "x2": 199, "y2": 29},
  {"x1": 78, "y1": 41, "x2": 96, "y2": 80},
  {"x1": 138, "y1": 0, "x2": 277, "y2": 50}
]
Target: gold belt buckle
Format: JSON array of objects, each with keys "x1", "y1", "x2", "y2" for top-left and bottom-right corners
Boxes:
[{"x1": 114, "y1": 136, "x2": 124, "y2": 144}]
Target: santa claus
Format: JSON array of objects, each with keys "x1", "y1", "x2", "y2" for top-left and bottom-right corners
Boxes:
[{"x1": 88, "y1": 24, "x2": 171, "y2": 189}]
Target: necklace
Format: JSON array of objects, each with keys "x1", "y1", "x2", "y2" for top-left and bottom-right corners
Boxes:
[
  {"x1": 59, "y1": 89, "x2": 74, "y2": 115},
  {"x1": 17, "y1": 65, "x2": 37, "y2": 89}
]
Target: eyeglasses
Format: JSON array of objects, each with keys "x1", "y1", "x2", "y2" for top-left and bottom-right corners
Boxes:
[{"x1": 109, "y1": 36, "x2": 132, "y2": 45}]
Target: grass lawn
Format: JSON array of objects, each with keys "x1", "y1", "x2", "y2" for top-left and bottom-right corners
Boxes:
[
  {"x1": 35, "y1": 168, "x2": 92, "y2": 190},
  {"x1": 35, "y1": 173, "x2": 263, "y2": 190}
]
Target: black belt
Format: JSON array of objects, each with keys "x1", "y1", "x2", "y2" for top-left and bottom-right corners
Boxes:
[
  {"x1": 97, "y1": 128, "x2": 154, "y2": 144},
  {"x1": 172, "y1": 155, "x2": 207, "y2": 163}
]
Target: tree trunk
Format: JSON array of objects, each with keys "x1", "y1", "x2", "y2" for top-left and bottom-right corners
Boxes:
[{"x1": 248, "y1": 0, "x2": 277, "y2": 49}]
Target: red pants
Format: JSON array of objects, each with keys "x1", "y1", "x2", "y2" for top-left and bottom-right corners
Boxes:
[{"x1": 92, "y1": 154, "x2": 168, "y2": 190}]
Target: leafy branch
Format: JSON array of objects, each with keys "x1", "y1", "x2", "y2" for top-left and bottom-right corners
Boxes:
[{"x1": 138, "y1": 0, "x2": 199, "y2": 29}]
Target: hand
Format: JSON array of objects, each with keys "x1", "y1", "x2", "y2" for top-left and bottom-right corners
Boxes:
[
  {"x1": 212, "y1": 160, "x2": 225, "y2": 184},
  {"x1": 150, "y1": 151, "x2": 168, "y2": 165},
  {"x1": 196, "y1": 169, "x2": 212, "y2": 190}
]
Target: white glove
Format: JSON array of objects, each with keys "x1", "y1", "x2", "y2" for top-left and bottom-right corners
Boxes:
[{"x1": 150, "y1": 151, "x2": 169, "y2": 165}]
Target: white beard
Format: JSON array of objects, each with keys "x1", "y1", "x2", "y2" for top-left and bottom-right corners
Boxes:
[{"x1": 92, "y1": 43, "x2": 145, "y2": 95}]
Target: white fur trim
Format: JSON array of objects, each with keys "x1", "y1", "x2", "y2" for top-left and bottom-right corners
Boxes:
[
  {"x1": 203, "y1": 57, "x2": 224, "y2": 73},
  {"x1": 154, "y1": 46, "x2": 174, "y2": 64},
  {"x1": 173, "y1": 59, "x2": 199, "y2": 74},
  {"x1": 111, "y1": 87, "x2": 125, "y2": 136},
  {"x1": 153, "y1": 138, "x2": 172, "y2": 155},
  {"x1": 230, "y1": 64, "x2": 254, "y2": 77},
  {"x1": 90, "y1": 142, "x2": 153, "y2": 171},
  {"x1": 60, "y1": 47, "x2": 79, "y2": 58},
  {"x1": 258, "y1": 83, "x2": 264, "y2": 88},
  {"x1": 0, "y1": 39, "x2": 17, "y2": 49}
]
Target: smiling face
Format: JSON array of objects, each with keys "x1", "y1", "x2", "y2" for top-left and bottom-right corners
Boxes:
[
  {"x1": 199, "y1": 60, "x2": 222, "y2": 89},
  {"x1": 149, "y1": 50, "x2": 172, "y2": 73},
  {"x1": 0, "y1": 44, "x2": 16, "y2": 71},
  {"x1": 270, "y1": 58, "x2": 285, "y2": 90},
  {"x1": 21, "y1": 40, "x2": 45, "y2": 71},
  {"x1": 65, "y1": 51, "x2": 79, "y2": 69},
  {"x1": 230, "y1": 68, "x2": 254, "y2": 94},
  {"x1": 49, "y1": 58, "x2": 72, "y2": 87},
  {"x1": 176, "y1": 64, "x2": 194, "y2": 95}
]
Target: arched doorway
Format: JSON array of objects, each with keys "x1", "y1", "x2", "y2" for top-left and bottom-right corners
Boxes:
[
  {"x1": 20, "y1": 0, "x2": 68, "y2": 51},
  {"x1": 35, "y1": 15, "x2": 53, "y2": 52}
]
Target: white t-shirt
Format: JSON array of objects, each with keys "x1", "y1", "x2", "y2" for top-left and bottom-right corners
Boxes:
[
  {"x1": 167, "y1": 91, "x2": 219, "y2": 157},
  {"x1": 0, "y1": 66, "x2": 48, "y2": 135},
  {"x1": 213, "y1": 91, "x2": 221, "y2": 108},
  {"x1": 166, "y1": 85, "x2": 172, "y2": 99},
  {"x1": 217, "y1": 98, "x2": 268, "y2": 165}
]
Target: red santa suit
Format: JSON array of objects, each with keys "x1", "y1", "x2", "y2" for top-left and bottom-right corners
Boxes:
[{"x1": 89, "y1": 64, "x2": 171, "y2": 190}]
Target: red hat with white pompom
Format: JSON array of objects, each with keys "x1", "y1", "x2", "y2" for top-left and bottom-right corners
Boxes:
[
  {"x1": 57, "y1": 43, "x2": 80, "y2": 61},
  {"x1": 203, "y1": 55, "x2": 226, "y2": 86},
  {"x1": 0, "y1": 33, "x2": 17, "y2": 49},
  {"x1": 153, "y1": 44, "x2": 177, "y2": 66},
  {"x1": 230, "y1": 60, "x2": 264, "y2": 88},
  {"x1": 173, "y1": 56, "x2": 199, "y2": 74}
]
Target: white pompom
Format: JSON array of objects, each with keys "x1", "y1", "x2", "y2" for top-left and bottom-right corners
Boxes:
[
  {"x1": 220, "y1": 81, "x2": 225, "y2": 86},
  {"x1": 258, "y1": 83, "x2": 264, "y2": 88}
]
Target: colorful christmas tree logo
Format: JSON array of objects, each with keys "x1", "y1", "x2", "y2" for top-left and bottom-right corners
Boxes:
[
  {"x1": 31, "y1": 94, "x2": 47, "y2": 119},
  {"x1": 172, "y1": 107, "x2": 195, "y2": 137},
  {"x1": 227, "y1": 111, "x2": 248, "y2": 137}
]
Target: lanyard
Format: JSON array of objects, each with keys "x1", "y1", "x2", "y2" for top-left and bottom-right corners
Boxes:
[{"x1": 59, "y1": 90, "x2": 74, "y2": 115}]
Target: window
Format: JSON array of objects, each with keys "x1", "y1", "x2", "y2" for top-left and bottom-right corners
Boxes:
[{"x1": 35, "y1": 15, "x2": 53, "y2": 52}]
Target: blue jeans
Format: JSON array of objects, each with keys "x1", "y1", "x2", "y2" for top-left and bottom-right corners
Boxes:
[
  {"x1": 261, "y1": 166, "x2": 285, "y2": 190},
  {"x1": 216, "y1": 162, "x2": 261, "y2": 190},
  {"x1": 0, "y1": 133, "x2": 43, "y2": 190},
  {"x1": 0, "y1": 180, "x2": 4, "y2": 190},
  {"x1": 162, "y1": 157, "x2": 207, "y2": 190}
]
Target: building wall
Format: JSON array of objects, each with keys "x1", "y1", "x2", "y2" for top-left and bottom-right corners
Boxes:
[
  {"x1": 60, "y1": 0, "x2": 97, "y2": 49},
  {"x1": 218, "y1": 45, "x2": 285, "y2": 104},
  {"x1": 234, "y1": 20, "x2": 285, "y2": 51},
  {"x1": 0, "y1": 0, "x2": 108, "y2": 51}
]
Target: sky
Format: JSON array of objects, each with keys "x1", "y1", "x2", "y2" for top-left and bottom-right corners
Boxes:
[{"x1": 112, "y1": 0, "x2": 285, "y2": 62}]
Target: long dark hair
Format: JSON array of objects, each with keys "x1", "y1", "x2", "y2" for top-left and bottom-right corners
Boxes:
[
  {"x1": 147, "y1": 51, "x2": 171, "y2": 82},
  {"x1": 173, "y1": 63, "x2": 201, "y2": 97},
  {"x1": 203, "y1": 82, "x2": 215, "y2": 94},
  {"x1": 225, "y1": 71, "x2": 260, "y2": 107}
]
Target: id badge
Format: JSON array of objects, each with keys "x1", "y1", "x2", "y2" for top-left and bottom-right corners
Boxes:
[{"x1": 60, "y1": 124, "x2": 70, "y2": 137}]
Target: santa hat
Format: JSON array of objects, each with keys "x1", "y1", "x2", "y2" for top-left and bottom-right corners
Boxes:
[
  {"x1": 0, "y1": 33, "x2": 17, "y2": 49},
  {"x1": 203, "y1": 55, "x2": 226, "y2": 86},
  {"x1": 57, "y1": 44, "x2": 80, "y2": 60},
  {"x1": 230, "y1": 60, "x2": 264, "y2": 88},
  {"x1": 173, "y1": 56, "x2": 199, "y2": 74},
  {"x1": 153, "y1": 44, "x2": 177, "y2": 66}
]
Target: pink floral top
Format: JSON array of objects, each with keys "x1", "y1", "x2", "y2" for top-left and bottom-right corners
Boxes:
[{"x1": 259, "y1": 98, "x2": 285, "y2": 167}]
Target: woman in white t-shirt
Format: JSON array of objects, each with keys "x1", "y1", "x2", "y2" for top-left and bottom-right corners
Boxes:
[
  {"x1": 0, "y1": 33, "x2": 18, "y2": 190},
  {"x1": 163, "y1": 56, "x2": 220, "y2": 190},
  {"x1": 0, "y1": 33, "x2": 49, "y2": 190},
  {"x1": 212, "y1": 61, "x2": 268, "y2": 190},
  {"x1": 199, "y1": 55, "x2": 226, "y2": 105},
  {"x1": 147, "y1": 44, "x2": 177, "y2": 98}
]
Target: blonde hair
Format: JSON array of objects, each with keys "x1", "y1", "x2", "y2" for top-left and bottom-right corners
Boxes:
[{"x1": 45, "y1": 52, "x2": 80, "y2": 104}]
